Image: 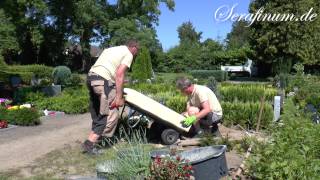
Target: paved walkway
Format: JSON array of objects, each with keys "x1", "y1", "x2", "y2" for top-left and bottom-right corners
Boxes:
[{"x1": 0, "y1": 113, "x2": 91, "y2": 171}]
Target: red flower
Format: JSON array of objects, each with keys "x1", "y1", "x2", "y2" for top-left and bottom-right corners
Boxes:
[{"x1": 176, "y1": 155, "x2": 181, "y2": 161}]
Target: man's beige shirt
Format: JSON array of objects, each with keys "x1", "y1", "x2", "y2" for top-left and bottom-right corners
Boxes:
[
  {"x1": 188, "y1": 84, "x2": 223, "y2": 116},
  {"x1": 89, "y1": 45, "x2": 133, "y2": 83}
]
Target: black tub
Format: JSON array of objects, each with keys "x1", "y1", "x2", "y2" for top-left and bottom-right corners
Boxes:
[{"x1": 150, "y1": 145, "x2": 228, "y2": 180}]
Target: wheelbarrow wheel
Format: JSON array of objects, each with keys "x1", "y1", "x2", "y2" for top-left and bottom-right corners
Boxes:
[{"x1": 161, "y1": 128, "x2": 179, "y2": 145}]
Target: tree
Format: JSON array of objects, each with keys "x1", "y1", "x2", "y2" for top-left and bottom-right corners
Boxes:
[
  {"x1": 0, "y1": 9, "x2": 19, "y2": 63},
  {"x1": 226, "y1": 20, "x2": 251, "y2": 50},
  {"x1": 177, "y1": 21, "x2": 202, "y2": 45},
  {"x1": 132, "y1": 47, "x2": 153, "y2": 80},
  {"x1": 249, "y1": 0, "x2": 320, "y2": 74},
  {"x1": 0, "y1": 0, "x2": 48, "y2": 64}
]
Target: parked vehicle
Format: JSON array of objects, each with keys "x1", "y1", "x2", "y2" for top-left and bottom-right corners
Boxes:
[{"x1": 221, "y1": 59, "x2": 257, "y2": 76}]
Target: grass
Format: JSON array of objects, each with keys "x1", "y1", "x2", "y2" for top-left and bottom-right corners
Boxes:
[{"x1": 0, "y1": 144, "x2": 100, "y2": 180}]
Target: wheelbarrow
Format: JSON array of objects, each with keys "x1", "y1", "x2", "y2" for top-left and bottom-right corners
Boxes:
[{"x1": 120, "y1": 88, "x2": 191, "y2": 145}]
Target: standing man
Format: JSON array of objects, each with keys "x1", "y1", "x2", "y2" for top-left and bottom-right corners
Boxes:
[
  {"x1": 176, "y1": 77, "x2": 223, "y2": 136},
  {"x1": 82, "y1": 40, "x2": 139, "y2": 154}
]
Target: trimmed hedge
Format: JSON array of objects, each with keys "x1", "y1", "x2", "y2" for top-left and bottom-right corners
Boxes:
[
  {"x1": 221, "y1": 101, "x2": 273, "y2": 129},
  {"x1": 190, "y1": 70, "x2": 228, "y2": 82},
  {"x1": 0, "y1": 64, "x2": 53, "y2": 84},
  {"x1": 0, "y1": 70, "x2": 33, "y2": 84},
  {"x1": 219, "y1": 85, "x2": 277, "y2": 102},
  {"x1": 8, "y1": 64, "x2": 53, "y2": 78}
]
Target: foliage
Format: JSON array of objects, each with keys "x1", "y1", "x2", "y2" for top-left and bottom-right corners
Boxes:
[
  {"x1": 0, "y1": 0, "x2": 174, "y2": 71},
  {"x1": 177, "y1": 21, "x2": 202, "y2": 45},
  {"x1": 288, "y1": 75, "x2": 320, "y2": 110},
  {"x1": 52, "y1": 66, "x2": 72, "y2": 85},
  {"x1": 200, "y1": 134, "x2": 234, "y2": 151},
  {"x1": 226, "y1": 20, "x2": 251, "y2": 50},
  {"x1": 148, "y1": 155, "x2": 193, "y2": 180},
  {"x1": 219, "y1": 83, "x2": 277, "y2": 102},
  {"x1": 0, "y1": 9, "x2": 19, "y2": 55},
  {"x1": 221, "y1": 101, "x2": 273, "y2": 129},
  {"x1": 25, "y1": 86, "x2": 89, "y2": 114},
  {"x1": 0, "y1": 70, "x2": 33, "y2": 84},
  {"x1": 7, "y1": 64, "x2": 53, "y2": 78},
  {"x1": 249, "y1": 0, "x2": 320, "y2": 73},
  {"x1": 190, "y1": 70, "x2": 228, "y2": 82},
  {"x1": 247, "y1": 99, "x2": 320, "y2": 179},
  {"x1": 0, "y1": 106, "x2": 41, "y2": 126},
  {"x1": 131, "y1": 47, "x2": 153, "y2": 81},
  {"x1": 65, "y1": 73, "x2": 84, "y2": 87},
  {"x1": 0, "y1": 64, "x2": 53, "y2": 84},
  {"x1": 99, "y1": 126, "x2": 154, "y2": 179},
  {"x1": 165, "y1": 95, "x2": 187, "y2": 113}
]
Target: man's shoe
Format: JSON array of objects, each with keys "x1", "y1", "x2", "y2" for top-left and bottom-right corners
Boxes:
[
  {"x1": 81, "y1": 140, "x2": 94, "y2": 153},
  {"x1": 81, "y1": 140, "x2": 103, "y2": 155}
]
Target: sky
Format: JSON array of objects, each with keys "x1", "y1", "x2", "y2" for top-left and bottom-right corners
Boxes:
[{"x1": 156, "y1": 0, "x2": 251, "y2": 50}]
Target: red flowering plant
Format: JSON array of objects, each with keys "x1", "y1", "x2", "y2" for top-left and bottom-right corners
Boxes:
[{"x1": 148, "y1": 155, "x2": 193, "y2": 180}]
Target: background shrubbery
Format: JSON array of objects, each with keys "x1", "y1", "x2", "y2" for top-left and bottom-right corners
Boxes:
[
  {"x1": 247, "y1": 99, "x2": 320, "y2": 179},
  {"x1": 25, "y1": 86, "x2": 89, "y2": 114},
  {"x1": 0, "y1": 106, "x2": 41, "y2": 126}
]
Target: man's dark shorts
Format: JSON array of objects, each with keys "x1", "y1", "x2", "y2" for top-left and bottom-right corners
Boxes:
[{"x1": 87, "y1": 73, "x2": 115, "y2": 135}]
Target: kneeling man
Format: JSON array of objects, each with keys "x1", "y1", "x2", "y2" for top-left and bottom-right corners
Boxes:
[{"x1": 176, "y1": 77, "x2": 223, "y2": 136}]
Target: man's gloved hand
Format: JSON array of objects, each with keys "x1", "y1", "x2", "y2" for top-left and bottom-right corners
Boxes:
[{"x1": 182, "y1": 116, "x2": 197, "y2": 127}]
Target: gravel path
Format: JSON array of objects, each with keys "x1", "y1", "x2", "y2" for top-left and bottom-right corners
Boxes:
[{"x1": 0, "y1": 113, "x2": 91, "y2": 171}]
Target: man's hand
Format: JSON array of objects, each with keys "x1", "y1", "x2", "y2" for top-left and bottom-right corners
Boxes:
[
  {"x1": 110, "y1": 97, "x2": 125, "y2": 109},
  {"x1": 182, "y1": 116, "x2": 197, "y2": 127}
]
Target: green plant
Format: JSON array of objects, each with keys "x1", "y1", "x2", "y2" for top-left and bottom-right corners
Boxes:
[
  {"x1": 65, "y1": 73, "x2": 83, "y2": 87},
  {"x1": 247, "y1": 99, "x2": 320, "y2": 179},
  {"x1": 165, "y1": 95, "x2": 187, "y2": 113},
  {"x1": 293, "y1": 63, "x2": 304, "y2": 76},
  {"x1": 99, "y1": 126, "x2": 153, "y2": 179},
  {"x1": 200, "y1": 133, "x2": 234, "y2": 151},
  {"x1": 52, "y1": 66, "x2": 72, "y2": 85},
  {"x1": 25, "y1": 86, "x2": 89, "y2": 114},
  {"x1": 5, "y1": 107, "x2": 40, "y2": 126}
]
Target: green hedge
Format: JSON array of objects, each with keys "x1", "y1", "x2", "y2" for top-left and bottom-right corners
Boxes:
[
  {"x1": 0, "y1": 106, "x2": 41, "y2": 126},
  {"x1": 219, "y1": 85, "x2": 277, "y2": 102},
  {"x1": 190, "y1": 70, "x2": 228, "y2": 82},
  {"x1": 0, "y1": 64, "x2": 53, "y2": 84},
  {"x1": 0, "y1": 70, "x2": 33, "y2": 84},
  {"x1": 221, "y1": 102, "x2": 273, "y2": 129},
  {"x1": 8, "y1": 64, "x2": 53, "y2": 78}
]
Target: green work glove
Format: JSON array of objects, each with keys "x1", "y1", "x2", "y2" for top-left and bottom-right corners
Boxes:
[{"x1": 182, "y1": 116, "x2": 197, "y2": 127}]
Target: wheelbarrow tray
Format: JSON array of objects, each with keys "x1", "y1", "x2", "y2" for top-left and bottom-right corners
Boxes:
[{"x1": 123, "y1": 88, "x2": 191, "y2": 133}]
